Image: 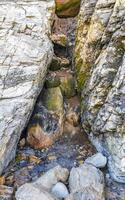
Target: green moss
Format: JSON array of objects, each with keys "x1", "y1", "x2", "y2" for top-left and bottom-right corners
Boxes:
[{"x1": 42, "y1": 87, "x2": 63, "y2": 111}]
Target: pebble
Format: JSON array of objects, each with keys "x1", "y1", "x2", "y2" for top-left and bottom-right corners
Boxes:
[
  {"x1": 85, "y1": 152, "x2": 107, "y2": 168},
  {"x1": 51, "y1": 182, "x2": 69, "y2": 199}
]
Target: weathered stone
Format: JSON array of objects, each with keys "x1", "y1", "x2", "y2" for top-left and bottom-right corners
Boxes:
[
  {"x1": 68, "y1": 163, "x2": 105, "y2": 200},
  {"x1": 27, "y1": 86, "x2": 64, "y2": 149},
  {"x1": 75, "y1": 0, "x2": 125, "y2": 183},
  {"x1": 51, "y1": 34, "x2": 67, "y2": 47},
  {"x1": 0, "y1": 0, "x2": 54, "y2": 175},
  {"x1": 55, "y1": 70, "x2": 76, "y2": 98},
  {"x1": 45, "y1": 73, "x2": 61, "y2": 88},
  {"x1": 0, "y1": 185, "x2": 13, "y2": 200},
  {"x1": 51, "y1": 182, "x2": 69, "y2": 199},
  {"x1": 55, "y1": 0, "x2": 81, "y2": 18},
  {"x1": 49, "y1": 56, "x2": 70, "y2": 71},
  {"x1": 85, "y1": 153, "x2": 107, "y2": 168},
  {"x1": 15, "y1": 165, "x2": 69, "y2": 200},
  {"x1": 27, "y1": 100, "x2": 63, "y2": 149},
  {"x1": 42, "y1": 87, "x2": 63, "y2": 112}
]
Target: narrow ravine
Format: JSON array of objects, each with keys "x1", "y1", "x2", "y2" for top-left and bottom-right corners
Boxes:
[
  {"x1": 1, "y1": 10, "x2": 125, "y2": 200},
  {"x1": 1, "y1": 16, "x2": 95, "y2": 192}
]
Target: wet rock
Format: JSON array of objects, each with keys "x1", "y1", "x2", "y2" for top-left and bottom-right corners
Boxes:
[
  {"x1": 55, "y1": 0, "x2": 81, "y2": 18},
  {"x1": 42, "y1": 87, "x2": 63, "y2": 112},
  {"x1": 45, "y1": 74, "x2": 61, "y2": 88},
  {"x1": 55, "y1": 70, "x2": 76, "y2": 98},
  {"x1": 50, "y1": 56, "x2": 70, "y2": 71},
  {"x1": 51, "y1": 182, "x2": 69, "y2": 199},
  {"x1": 0, "y1": 185, "x2": 13, "y2": 200},
  {"x1": 51, "y1": 34, "x2": 67, "y2": 47},
  {"x1": 85, "y1": 153, "x2": 107, "y2": 168},
  {"x1": 15, "y1": 165, "x2": 69, "y2": 200},
  {"x1": 68, "y1": 163, "x2": 105, "y2": 200},
  {"x1": 28, "y1": 155, "x2": 41, "y2": 164},
  {"x1": 75, "y1": 0, "x2": 125, "y2": 183},
  {"x1": 0, "y1": 0, "x2": 54, "y2": 175},
  {"x1": 27, "y1": 87, "x2": 64, "y2": 149}
]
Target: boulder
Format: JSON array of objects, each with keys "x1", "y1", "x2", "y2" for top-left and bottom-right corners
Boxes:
[
  {"x1": 0, "y1": 0, "x2": 54, "y2": 174},
  {"x1": 55, "y1": 0, "x2": 81, "y2": 18},
  {"x1": 15, "y1": 165, "x2": 69, "y2": 200},
  {"x1": 68, "y1": 163, "x2": 105, "y2": 200},
  {"x1": 75, "y1": 0, "x2": 125, "y2": 183},
  {"x1": 85, "y1": 153, "x2": 107, "y2": 168}
]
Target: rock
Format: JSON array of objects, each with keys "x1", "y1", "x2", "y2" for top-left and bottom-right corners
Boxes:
[
  {"x1": 51, "y1": 182, "x2": 69, "y2": 199},
  {"x1": 42, "y1": 87, "x2": 63, "y2": 112},
  {"x1": 27, "y1": 101, "x2": 63, "y2": 149},
  {"x1": 68, "y1": 163, "x2": 105, "y2": 200},
  {"x1": 0, "y1": 0, "x2": 54, "y2": 175},
  {"x1": 0, "y1": 185, "x2": 13, "y2": 200},
  {"x1": 55, "y1": 0, "x2": 81, "y2": 18},
  {"x1": 16, "y1": 184, "x2": 58, "y2": 200},
  {"x1": 45, "y1": 73, "x2": 61, "y2": 88},
  {"x1": 75, "y1": 0, "x2": 125, "y2": 183},
  {"x1": 19, "y1": 138, "x2": 26, "y2": 148},
  {"x1": 49, "y1": 56, "x2": 70, "y2": 71},
  {"x1": 55, "y1": 70, "x2": 76, "y2": 98},
  {"x1": 15, "y1": 165, "x2": 69, "y2": 200},
  {"x1": 85, "y1": 153, "x2": 107, "y2": 168},
  {"x1": 0, "y1": 176, "x2": 5, "y2": 185},
  {"x1": 28, "y1": 155, "x2": 41, "y2": 164},
  {"x1": 51, "y1": 34, "x2": 67, "y2": 47}
]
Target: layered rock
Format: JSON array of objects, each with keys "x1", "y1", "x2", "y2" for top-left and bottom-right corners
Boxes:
[
  {"x1": 0, "y1": 0, "x2": 54, "y2": 175},
  {"x1": 75, "y1": 0, "x2": 125, "y2": 182}
]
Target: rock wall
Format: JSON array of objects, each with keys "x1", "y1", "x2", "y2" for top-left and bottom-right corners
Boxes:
[
  {"x1": 75, "y1": 0, "x2": 125, "y2": 182},
  {"x1": 0, "y1": 0, "x2": 54, "y2": 175}
]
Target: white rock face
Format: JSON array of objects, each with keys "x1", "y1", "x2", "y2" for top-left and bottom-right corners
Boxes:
[
  {"x1": 15, "y1": 165, "x2": 69, "y2": 200},
  {"x1": 68, "y1": 163, "x2": 105, "y2": 200},
  {"x1": 85, "y1": 153, "x2": 107, "y2": 168},
  {"x1": 75, "y1": 0, "x2": 125, "y2": 183},
  {"x1": 51, "y1": 182, "x2": 69, "y2": 199},
  {"x1": 0, "y1": 0, "x2": 54, "y2": 174}
]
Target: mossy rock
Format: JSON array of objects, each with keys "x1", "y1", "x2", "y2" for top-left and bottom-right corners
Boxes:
[
  {"x1": 51, "y1": 34, "x2": 67, "y2": 47},
  {"x1": 45, "y1": 75, "x2": 61, "y2": 88},
  {"x1": 60, "y1": 74, "x2": 76, "y2": 98},
  {"x1": 55, "y1": 0, "x2": 81, "y2": 18},
  {"x1": 49, "y1": 56, "x2": 70, "y2": 71},
  {"x1": 42, "y1": 87, "x2": 63, "y2": 112}
]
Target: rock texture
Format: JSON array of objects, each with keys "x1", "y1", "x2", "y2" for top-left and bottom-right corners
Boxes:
[
  {"x1": 0, "y1": 0, "x2": 54, "y2": 175},
  {"x1": 15, "y1": 165, "x2": 69, "y2": 200},
  {"x1": 67, "y1": 163, "x2": 105, "y2": 200},
  {"x1": 75, "y1": 0, "x2": 125, "y2": 182}
]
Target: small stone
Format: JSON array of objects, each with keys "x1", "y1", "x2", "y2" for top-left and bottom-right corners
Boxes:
[
  {"x1": 0, "y1": 185, "x2": 13, "y2": 200},
  {"x1": 48, "y1": 155, "x2": 57, "y2": 161},
  {"x1": 16, "y1": 153, "x2": 27, "y2": 162},
  {"x1": 19, "y1": 138, "x2": 26, "y2": 148},
  {"x1": 51, "y1": 34, "x2": 67, "y2": 47},
  {"x1": 0, "y1": 176, "x2": 5, "y2": 185},
  {"x1": 51, "y1": 182, "x2": 69, "y2": 199},
  {"x1": 28, "y1": 155, "x2": 41, "y2": 164},
  {"x1": 5, "y1": 175, "x2": 14, "y2": 186},
  {"x1": 85, "y1": 153, "x2": 107, "y2": 168}
]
